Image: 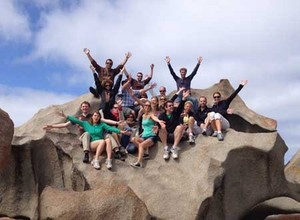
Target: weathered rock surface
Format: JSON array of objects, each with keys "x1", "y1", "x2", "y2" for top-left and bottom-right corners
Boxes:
[
  {"x1": 0, "y1": 108, "x2": 14, "y2": 172},
  {"x1": 1, "y1": 80, "x2": 300, "y2": 220}
]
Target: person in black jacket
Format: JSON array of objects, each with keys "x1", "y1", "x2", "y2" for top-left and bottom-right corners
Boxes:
[
  {"x1": 158, "y1": 88, "x2": 188, "y2": 160},
  {"x1": 203, "y1": 80, "x2": 248, "y2": 141},
  {"x1": 194, "y1": 96, "x2": 212, "y2": 135}
]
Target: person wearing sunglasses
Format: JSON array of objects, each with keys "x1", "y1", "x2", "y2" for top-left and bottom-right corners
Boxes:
[
  {"x1": 83, "y1": 48, "x2": 131, "y2": 97},
  {"x1": 129, "y1": 100, "x2": 165, "y2": 168},
  {"x1": 202, "y1": 80, "x2": 248, "y2": 141}
]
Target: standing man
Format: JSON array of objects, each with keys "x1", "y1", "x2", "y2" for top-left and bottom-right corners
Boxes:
[
  {"x1": 165, "y1": 55, "x2": 203, "y2": 112},
  {"x1": 83, "y1": 48, "x2": 132, "y2": 97}
]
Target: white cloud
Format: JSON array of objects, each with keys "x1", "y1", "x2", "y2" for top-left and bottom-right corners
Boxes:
[
  {"x1": 0, "y1": 0, "x2": 31, "y2": 41},
  {"x1": 0, "y1": 85, "x2": 75, "y2": 127}
]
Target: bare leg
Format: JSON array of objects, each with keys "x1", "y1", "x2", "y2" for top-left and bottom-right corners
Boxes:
[{"x1": 137, "y1": 139, "x2": 154, "y2": 163}]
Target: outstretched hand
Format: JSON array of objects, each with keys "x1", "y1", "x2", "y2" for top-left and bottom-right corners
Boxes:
[
  {"x1": 43, "y1": 125, "x2": 52, "y2": 131},
  {"x1": 197, "y1": 56, "x2": 203, "y2": 64},
  {"x1": 241, "y1": 80, "x2": 248, "y2": 86},
  {"x1": 165, "y1": 56, "x2": 170, "y2": 64},
  {"x1": 183, "y1": 89, "x2": 190, "y2": 99},
  {"x1": 125, "y1": 52, "x2": 132, "y2": 59},
  {"x1": 150, "y1": 64, "x2": 154, "y2": 69},
  {"x1": 83, "y1": 48, "x2": 90, "y2": 54}
]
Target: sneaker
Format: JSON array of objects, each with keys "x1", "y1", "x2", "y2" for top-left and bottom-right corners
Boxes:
[
  {"x1": 130, "y1": 161, "x2": 142, "y2": 168},
  {"x1": 212, "y1": 131, "x2": 218, "y2": 137},
  {"x1": 91, "y1": 160, "x2": 101, "y2": 170},
  {"x1": 163, "y1": 149, "x2": 170, "y2": 160},
  {"x1": 143, "y1": 154, "x2": 150, "y2": 160},
  {"x1": 189, "y1": 134, "x2": 195, "y2": 144},
  {"x1": 202, "y1": 128, "x2": 207, "y2": 136},
  {"x1": 83, "y1": 152, "x2": 89, "y2": 163},
  {"x1": 89, "y1": 87, "x2": 99, "y2": 98},
  {"x1": 217, "y1": 133, "x2": 224, "y2": 141},
  {"x1": 106, "y1": 159, "x2": 113, "y2": 169},
  {"x1": 170, "y1": 147, "x2": 178, "y2": 159}
]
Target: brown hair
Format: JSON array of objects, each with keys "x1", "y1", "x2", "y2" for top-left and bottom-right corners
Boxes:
[
  {"x1": 81, "y1": 101, "x2": 91, "y2": 107},
  {"x1": 89, "y1": 111, "x2": 101, "y2": 125}
]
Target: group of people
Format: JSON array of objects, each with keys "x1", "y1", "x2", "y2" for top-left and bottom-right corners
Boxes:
[{"x1": 43, "y1": 48, "x2": 248, "y2": 169}]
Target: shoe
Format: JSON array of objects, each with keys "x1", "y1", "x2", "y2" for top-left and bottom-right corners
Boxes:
[
  {"x1": 143, "y1": 154, "x2": 150, "y2": 160},
  {"x1": 119, "y1": 146, "x2": 127, "y2": 156},
  {"x1": 163, "y1": 149, "x2": 170, "y2": 160},
  {"x1": 130, "y1": 161, "x2": 142, "y2": 168},
  {"x1": 202, "y1": 129, "x2": 207, "y2": 136},
  {"x1": 114, "y1": 151, "x2": 125, "y2": 161},
  {"x1": 170, "y1": 147, "x2": 178, "y2": 159},
  {"x1": 217, "y1": 133, "x2": 224, "y2": 141},
  {"x1": 106, "y1": 159, "x2": 113, "y2": 169},
  {"x1": 83, "y1": 152, "x2": 89, "y2": 163},
  {"x1": 91, "y1": 160, "x2": 101, "y2": 170},
  {"x1": 189, "y1": 134, "x2": 195, "y2": 144},
  {"x1": 89, "y1": 87, "x2": 99, "y2": 98},
  {"x1": 212, "y1": 131, "x2": 218, "y2": 137}
]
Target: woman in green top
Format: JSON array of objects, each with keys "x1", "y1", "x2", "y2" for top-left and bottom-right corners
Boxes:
[{"x1": 67, "y1": 111, "x2": 129, "y2": 170}]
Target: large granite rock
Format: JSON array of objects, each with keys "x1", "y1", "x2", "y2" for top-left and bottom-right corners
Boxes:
[
  {"x1": 1, "y1": 80, "x2": 300, "y2": 220},
  {"x1": 0, "y1": 108, "x2": 14, "y2": 172}
]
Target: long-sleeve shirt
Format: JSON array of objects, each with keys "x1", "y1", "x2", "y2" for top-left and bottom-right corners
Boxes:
[
  {"x1": 67, "y1": 115, "x2": 120, "y2": 142},
  {"x1": 210, "y1": 84, "x2": 244, "y2": 119},
  {"x1": 91, "y1": 59, "x2": 123, "y2": 83},
  {"x1": 194, "y1": 106, "x2": 211, "y2": 126},
  {"x1": 167, "y1": 63, "x2": 200, "y2": 90}
]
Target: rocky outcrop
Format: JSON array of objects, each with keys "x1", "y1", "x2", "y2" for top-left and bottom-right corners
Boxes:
[
  {"x1": 0, "y1": 108, "x2": 14, "y2": 172},
  {"x1": 1, "y1": 80, "x2": 300, "y2": 219}
]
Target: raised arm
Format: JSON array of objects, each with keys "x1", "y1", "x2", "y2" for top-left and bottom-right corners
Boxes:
[
  {"x1": 121, "y1": 71, "x2": 132, "y2": 91},
  {"x1": 165, "y1": 56, "x2": 179, "y2": 81},
  {"x1": 140, "y1": 82, "x2": 157, "y2": 94},
  {"x1": 120, "y1": 52, "x2": 132, "y2": 66},
  {"x1": 188, "y1": 56, "x2": 203, "y2": 79},
  {"x1": 143, "y1": 64, "x2": 154, "y2": 85},
  {"x1": 226, "y1": 80, "x2": 248, "y2": 104},
  {"x1": 83, "y1": 48, "x2": 94, "y2": 63}
]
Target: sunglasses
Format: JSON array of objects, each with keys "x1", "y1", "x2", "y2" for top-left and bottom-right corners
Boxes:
[
  {"x1": 144, "y1": 104, "x2": 151, "y2": 107},
  {"x1": 213, "y1": 96, "x2": 221, "y2": 99},
  {"x1": 106, "y1": 62, "x2": 113, "y2": 65},
  {"x1": 159, "y1": 90, "x2": 166, "y2": 93},
  {"x1": 167, "y1": 105, "x2": 173, "y2": 107}
]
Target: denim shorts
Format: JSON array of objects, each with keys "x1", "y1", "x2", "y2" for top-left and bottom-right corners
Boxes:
[{"x1": 142, "y1": 135, "x2": 158, "y2": 144}]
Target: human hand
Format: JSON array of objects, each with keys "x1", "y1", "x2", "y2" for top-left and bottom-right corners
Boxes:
[
  {"x1": 125, "y1": 52, "x2": 132, "y2": 59},
  {"x1": 43, "y1": 125, "x2": 53, "y2": 131},
  {"x1": 83, "y1": 48, "x2": 90, "y2": 54},
  {"x1": 165, "y1": 56, "x2": 170, "y2": 64},
  {"x1": 150, "y1": 82, "x2": 157, "y2": 89},
  {"x1": 197, "y1": 56, "x2": 203, "y2": 64},
  {"x1": 227, "y1": 108, "x2": 234, "y2": 114},
  {"x1": 150, "y1": 64, "x2": 154, "y2": 69},
  {"x1": 241, "y1": 80, "x2": 248, "y2": 86}
]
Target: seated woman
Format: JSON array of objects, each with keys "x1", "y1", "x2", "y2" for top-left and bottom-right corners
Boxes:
[
  {"x1": 202, "y1": 80, "x2": 248, "y2": 141},
  {"x1": 179, "y1": 99, "x2": 196, "y2": 144},
  {"x1": 128, "y1": 92, "x2": 165, "y2": 168},
  {"x1": 67, "y1": 111, "x2": 129, "y2": 170}
]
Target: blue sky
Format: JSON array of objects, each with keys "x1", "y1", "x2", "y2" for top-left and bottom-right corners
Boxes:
[{"x1": 1, "y1": 0, "x2": 299, "y2": 163}]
